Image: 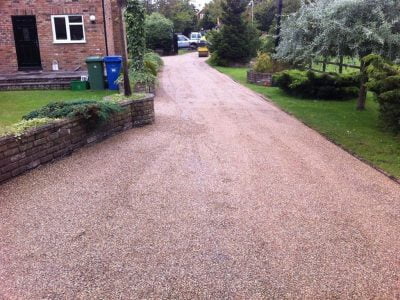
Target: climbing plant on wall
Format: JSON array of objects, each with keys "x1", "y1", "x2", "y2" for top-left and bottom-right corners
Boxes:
[{"x1": 125, "y1": 0, "x2": 146, "y2": 71}]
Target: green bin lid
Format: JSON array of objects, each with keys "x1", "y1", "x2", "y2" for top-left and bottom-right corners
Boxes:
[{"x1": 85, "y1": 56, "x2": 103, "y2": 62}]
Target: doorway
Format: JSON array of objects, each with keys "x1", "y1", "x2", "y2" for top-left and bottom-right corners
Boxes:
[{"x1": 12, "y1": 16, "x2": 42, "y2": 70}]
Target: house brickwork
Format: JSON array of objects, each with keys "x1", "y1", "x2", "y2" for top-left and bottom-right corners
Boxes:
[{"x1": 0, "y1": 0, "x2": 123, "y2": 73}]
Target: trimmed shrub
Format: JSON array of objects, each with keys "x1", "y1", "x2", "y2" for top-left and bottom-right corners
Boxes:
[
  {"x1": 23, "y1": 100, "x2": 122, "y2": 129},
  {"x1": 145, "y1": 13, "x2": 174, "y2": 54},
  {"x1": 364, "y1": 54, "x2": 400, "y2": 132},
  {"x1": 253, "y1": 52, "x2": 273, "y2": 73},
  {"x1": 273, "y1": 70, "x2": 359, "y2": 100}
]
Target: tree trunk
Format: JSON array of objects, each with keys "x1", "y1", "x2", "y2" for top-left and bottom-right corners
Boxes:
[
  {"x1": 339, "y1": 56, "x2": 343, "y2": 74},
  {"x1": 117, "y1": 2, "x2": 132, "y2": 97},
  {"x1": 356, "y1": 59, "x2": 367, "y2": 110}
]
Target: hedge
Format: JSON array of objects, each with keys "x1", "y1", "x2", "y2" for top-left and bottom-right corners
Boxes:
[{"x1": 273, "y1": 70, "x2": 360, "y2": 100}]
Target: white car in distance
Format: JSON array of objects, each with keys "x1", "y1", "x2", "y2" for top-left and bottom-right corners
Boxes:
[{"x1": 177, "y1": 35, "x2": 190, "y2": 48}]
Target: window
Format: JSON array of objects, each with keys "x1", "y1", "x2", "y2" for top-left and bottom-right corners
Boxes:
[{"x1": 51, "y1": 15, "x2": 85, "y2": 43}]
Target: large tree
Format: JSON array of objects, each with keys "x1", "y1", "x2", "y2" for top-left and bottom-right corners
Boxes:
[
  {"x1": 151, "y1": 0, "x2": 198, "y2": 35},
  {"x1": 252, "y1": 0, "x2": 301, "y2": 33},
  {"x1": 275, "y1": 0, "x2": 400, "y2": 110},
  {"x1": 210, "y1": 0, "x2": 259, "y2": 65}
]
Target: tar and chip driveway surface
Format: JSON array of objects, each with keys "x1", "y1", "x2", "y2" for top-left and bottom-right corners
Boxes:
[{"x1": 1, "y1": 53, "x2": 399, "y2": 299}]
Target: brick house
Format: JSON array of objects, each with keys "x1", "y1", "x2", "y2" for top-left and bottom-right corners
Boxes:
[{"x1": 0, "y1": 0, "x2": 124, "y2": 73}]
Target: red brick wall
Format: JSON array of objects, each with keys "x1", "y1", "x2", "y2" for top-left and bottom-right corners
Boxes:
[{"x1": 0, "y1": 0, "x2": 123, "y2": 73}]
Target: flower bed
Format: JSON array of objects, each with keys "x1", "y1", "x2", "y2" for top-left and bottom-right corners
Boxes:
[{"x1": 0, "y1": 94, "x2": 154, "y2": 184}]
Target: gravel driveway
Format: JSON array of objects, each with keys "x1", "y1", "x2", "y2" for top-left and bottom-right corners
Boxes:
[{"x1": 1, "y1": 53, "x2": 399, "y2": 299}]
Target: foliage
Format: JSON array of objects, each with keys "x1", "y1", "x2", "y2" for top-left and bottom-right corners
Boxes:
[
  {"x1": 364, "y1": 54, "x2": 400, "y2": 132},
  {"x1": 208, "y1": 52, "x2": 230, "y2": 67},
  {"x1": 0, "y1": 90, "x2": 113, "y2": 129},
  {"x1": 253, "y1": 52, "x2": 273, "y2": 73},
  {"x1": 198, "y1": 9, "x2": 216, "y2": 30},
  {"x1": 275, "y1": 0, "x2": 400, "y2": 64},
  {"x1": 258, "y1": 34, "x2": 275, "y2": 54},
  {"x1": 213, "y1": 65, "x2": 400, "y2": 178},
  {"x1": 0, "y1": 118, "x2": 57, "y2": 137},
  {"x1": 252, "y1": 0, "x2": 301, "y2": 33},
  {"x1": 145, "y1": 13, "x2": 174, "y2": 54},
  {"x1": 144, "y1": 51, "x2": 164, "y2": 71},
  {"x1": 125, "y1": 0, "x2": 146, "y2": 71},
  {"x1": 273, "y1": 69, "x2": 360, "y2": 100},
  {"x1": 23, "y1": 100, "x2": 122, "y2": 129},
  {"x1": 204, "y1": 0, "x2": 224, "y2": 26},
  {"x1": 119, "y1": 52, "x2": 162, "y2": 93},
  {"x1": 210, "y1": 0, "x2": 260, "y2": 66},
  {"x1": 151, "y1": 0, "x2": 198, "y2": 35}
]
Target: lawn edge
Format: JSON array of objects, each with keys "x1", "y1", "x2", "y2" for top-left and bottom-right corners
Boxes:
[{"x1": 211, "y1": 65, "x2": 400, "y2": 185}]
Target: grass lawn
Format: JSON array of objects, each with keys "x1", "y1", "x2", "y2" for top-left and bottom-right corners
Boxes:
[
  {"x1": 213, "y1": 65, "x2": 400, "y2": 179},
  {"x1": 0, "y1": 90, "x2": 115, "y2": 128}
]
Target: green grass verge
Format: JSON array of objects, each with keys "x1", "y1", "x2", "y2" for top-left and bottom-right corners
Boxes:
[
  {"x1": 0, "y1": 90, "x2": 115, "y2": 128},
  {"x1": 213, "y1": 65, "x2": 400, "y2": 179}
]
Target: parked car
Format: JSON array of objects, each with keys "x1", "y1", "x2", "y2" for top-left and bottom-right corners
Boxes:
[
  {"x1": 189, "y1": 32, "x2": 203, "y2": 49},
  {"x1": 177, "y1": 34, "x2": 190, "y2": 48}
]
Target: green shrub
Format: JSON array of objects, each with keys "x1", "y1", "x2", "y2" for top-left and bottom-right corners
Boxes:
[
  {"x1": 145, "y1": 13, "x2": 174, "y2": 54},
  {"x1": 125, "y1": 0, "x2": 146, "y2": 71},
  {"x1": 23, "y1": 100, "x2": 122, "y2": 129},
  {"x1": 253, "y1": 52, "x2": 273, "y2": 73},
  {"x1": 0, "y1": 118, "x2": 57, "y2": 137},
  {"x1": 208, "y1": 52, "x2": 230, "y2": 67},
  {"x1": 273, "y1": 69, "x2": 359, "y2": 100},
  {"x1": 364, "y1": 54, "x2": 400, "y2": 132},
  {"x1": 129, "y1": 69, "x2": 156, "y2": 88},
  {"x1": 144, "y1": 51, "x2": 163, "y2": 71},
  {"x1": 144, "y1": 60, "x2": 158, "y2": 76},
  {"x1": 258, "y1": 35, "x2": 275, "y2": 54}
]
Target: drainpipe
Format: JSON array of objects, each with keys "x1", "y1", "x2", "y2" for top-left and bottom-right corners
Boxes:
[{"x1": 101, "y1": 0, "x2": 109, "y2": 56}]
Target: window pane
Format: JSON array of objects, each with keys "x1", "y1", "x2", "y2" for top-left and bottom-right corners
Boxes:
[
  {"x1": 70, "y1": 25, "x2": 84, "y2": 40},
  {"x1": 68, "y1": 16, "x2": 82, "y2": 23},
  {"x1": 54, "y1": 17, "x2": 67, "y2": 40}
]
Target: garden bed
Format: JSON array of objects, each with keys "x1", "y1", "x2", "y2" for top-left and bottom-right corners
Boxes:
[{"x1": 0, "y1": 94, "x2": 155, "y2": 184}]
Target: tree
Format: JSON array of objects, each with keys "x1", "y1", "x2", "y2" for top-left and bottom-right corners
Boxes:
[
  {"x1": 198, "y1": 9, "x2": 216, "y2": 30},
  {"x1": 145, "y1": 13, "x2": 174, "y2": 54},
  {"x1": 210, "y1": 0, "x2": 259, "y2": 65},
  {"x1": 125, "y1": 0, "x2": 146, "y2": 71},
  {"x1": 252, "y1": 0, "x2": 301, "y2": 33},
  {"x1": 151, "y1": 0, "x2": 198, "y2": 35},
  {"x1": 117, "y1": 0, "x2": 132, "y2": 96},
  {"x1": 275, "y1": 0, "x2": 400, "y2": 110}
]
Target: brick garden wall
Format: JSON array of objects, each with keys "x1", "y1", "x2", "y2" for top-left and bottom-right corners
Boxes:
[
  {"x1": 0, "y1": 95, "x2": 154, "y2": 184},
  {"x1": 0, "y1": 0, "x2": 122, "y2": 73},
  {"x1": 247, "y1": 70, "x2": 273, "y2": 86}
]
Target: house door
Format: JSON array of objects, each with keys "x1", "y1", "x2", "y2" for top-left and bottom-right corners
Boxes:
[{"x1": 12, "y1": 16, "x2": 42, "y2": 70}]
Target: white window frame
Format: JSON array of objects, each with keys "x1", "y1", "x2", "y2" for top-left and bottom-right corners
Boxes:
[{"x1": 51, "y1": 15, "x2": 86, "y2": 44}]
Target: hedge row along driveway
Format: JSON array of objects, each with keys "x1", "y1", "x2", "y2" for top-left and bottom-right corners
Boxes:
[{"x1": 0, "y1": 53, "x2": 399, "y2": 298}]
